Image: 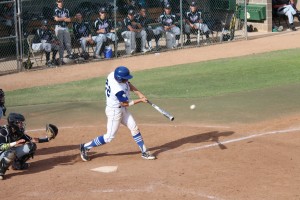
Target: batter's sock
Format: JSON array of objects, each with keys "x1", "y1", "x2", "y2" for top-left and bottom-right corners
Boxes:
[
  {"x1": 84, "y1": 135, "x2": 106, "y2": 150},
  {"x1": 133, "y1": 133, "x2": 147, "y2": 152}
]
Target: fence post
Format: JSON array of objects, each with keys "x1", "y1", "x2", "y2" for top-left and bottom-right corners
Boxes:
[
  {"x1": 14, "y1": 0, "x2": 21, "y2": 71},
  {"x1": 244, "y1": 0, "x2": 248, "y2": 40},
  {"x1": 180, "y1": 0, "x2": 183, "y2": 48},
  {"x1": 114, "y1": 0, "x2": 118, "y2": 58}
]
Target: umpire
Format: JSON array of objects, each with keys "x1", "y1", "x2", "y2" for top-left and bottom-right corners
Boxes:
[{"x1": 53, "y1": 0, "x2": 74, "y2": 65}]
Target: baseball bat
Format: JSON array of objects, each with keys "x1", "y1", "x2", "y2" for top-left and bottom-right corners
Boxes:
[{"x1": 147, "y1": 100, "x2": 175, "y2": 121}]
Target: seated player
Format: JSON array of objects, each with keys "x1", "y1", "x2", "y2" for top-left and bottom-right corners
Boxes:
[
  {"x1": 121, "y1": 9, "x2": 149, "y2": 54},
  {"x1": 184, "y1": 1, "x2": 211, "y2": 45},
  {"x1": 93, "y1": 7, "x2": 117, "y2": 59},
  {"x1": 157, "y1": 4, "x2": 180, "y2": 48},
  {"x1": 0, "y1": 3, "x2": 14, "y2": 36},
  {"x1": 73, "y1": 12, "x2": 94, "y2": 56},
  {"x1": 272, "y1": 0, "x2": 300, "y2": 31},
  {"x1": 135, "y1": 6, "x2": 162, "y2": 51},
  {"x1": 32, "y1": 20, "x2": 59, "y2": 67}
]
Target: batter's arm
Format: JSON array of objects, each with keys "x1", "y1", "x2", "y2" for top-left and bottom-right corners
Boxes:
[{"x1": 128, "y1": 82, "x2": 147, "y2": 99}]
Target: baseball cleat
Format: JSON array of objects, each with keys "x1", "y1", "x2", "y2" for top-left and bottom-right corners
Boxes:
[
  {"x1": 141, "y1": 48, "x2": 150, "y2": 53},
  {"x1": 80, "y1": 144, "x2": 90, "y2": 161},
  {"x1": 12, "y1": 162, "x2": 30, "y2": 170},
  {"x1": 141, "y1": 151, "x2": 156, "y2": 160}
]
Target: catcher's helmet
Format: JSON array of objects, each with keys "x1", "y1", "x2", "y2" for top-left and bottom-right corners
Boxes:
[
  {"x1": 114, "y1": 66, "x2": 133, "y2": 82},
  {"x1": 7, "y1": 113, "x2": 26, "y2": 134},
  {"x1": 0, "y1": 89, "x2": 4, "y2": 106}
]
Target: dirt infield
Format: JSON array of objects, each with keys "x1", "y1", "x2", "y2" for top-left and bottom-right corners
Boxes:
[{"x1": 1, "y1": 31, "x2": 300, "y2": 200}]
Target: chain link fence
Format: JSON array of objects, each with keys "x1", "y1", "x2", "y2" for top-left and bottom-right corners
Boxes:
[{"x1": 0, "y1": 0, "x2": 248, "y2": 75}]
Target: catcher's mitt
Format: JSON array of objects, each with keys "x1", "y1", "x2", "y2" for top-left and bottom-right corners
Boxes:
[{"x1": 46, "y1": 124, "x2": 58, "y2": 140}]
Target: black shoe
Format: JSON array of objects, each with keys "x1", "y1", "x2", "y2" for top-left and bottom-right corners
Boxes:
[
  {"x1": 290, "y1": 26, "x2": 297, "y2": 31},
  {"x1": 46, "y1": 60, "x2": 53, "y2": 67},
  {"x1": 80, "y1": 144, "x2": 90, "y2": 161},
  {"x1": 184, "y1": 39, "x2": 191, "y2": 45},
  {"x1": 12, "y1": 161, "x2": 30, "y2": 170},
  {"x1": 59, "y1": 59, "x2": 66, "y2": 65},
  {"x1": 141, "y1": 151, "x2": 156, "y2": 160},
  {"x1": 68, "y1": 54, "x2": 74, "y2": 59}
]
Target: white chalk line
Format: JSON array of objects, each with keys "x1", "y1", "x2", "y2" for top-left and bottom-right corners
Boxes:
[
  {"x1": 26, "y1": 124, "x2": 230, "y2": 133},
  {"x1": 181, "y1": 127, "x2": 300, "y2": 153},
  {"x1": 91, "y1": 182, "x2": 223, "y2": 200}
]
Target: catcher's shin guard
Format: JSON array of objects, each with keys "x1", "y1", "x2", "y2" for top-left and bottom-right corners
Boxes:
[
  {"x1": 0, "y1": 151, "x2": 15, "y2": 179},
  {"x1": 12, "y1": 143, "x2": 36, "y2": 170},
  {"x1": 0, "y1": 158, "x2": 10, "y2": 176}
]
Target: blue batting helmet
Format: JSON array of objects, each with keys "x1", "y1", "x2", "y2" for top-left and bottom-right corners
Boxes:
[{"x1": 114, "y1": 66, "x2": 133, "y2": 82}]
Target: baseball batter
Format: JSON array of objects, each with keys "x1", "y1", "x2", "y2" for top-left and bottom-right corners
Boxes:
[{"x1": 80, "y1": 66, "x2": 156, "y2": 161}]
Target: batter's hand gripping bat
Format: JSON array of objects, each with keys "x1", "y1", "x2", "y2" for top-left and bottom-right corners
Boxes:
[{"x1": 147, "y1": 100, "x2": 174, "y2": 121}]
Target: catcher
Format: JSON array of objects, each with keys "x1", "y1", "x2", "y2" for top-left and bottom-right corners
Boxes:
[{"x1": 0, "y1": 113, "x2": 58, "y2": 180}]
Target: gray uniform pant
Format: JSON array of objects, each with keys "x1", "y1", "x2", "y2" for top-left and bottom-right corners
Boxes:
[
  {"x1": 0, "y1": 143, "x2": 33, "y2": 166},
  {"x1": 156, "y1": 26, "x2": 180, "y2": 36},
  {"x1": 184, "y1": 22, "x2": 210, "y2": 34},
  {"x1": 277, "y1": 5, "x2": 296, "y2": 24},
  {"x1": 121, "y1": 30, "x2": 147, "y2": 54},
  {"x1": 55, "y1": 26, "x2": 72, "y2": 59},
  {"x1": 94, "y1": 33, "x2": 117, "y2": 56}
]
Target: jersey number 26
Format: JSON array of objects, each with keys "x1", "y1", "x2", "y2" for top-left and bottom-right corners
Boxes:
[{"x1": 105, "y1": 79, "x2": 111, "y2": 97}]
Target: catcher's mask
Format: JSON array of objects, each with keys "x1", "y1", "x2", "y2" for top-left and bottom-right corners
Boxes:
[
  {"x1": 0, "y1": 89, "x2": 5, "y2": 107},
  {"x1": 7, "y1": 113, "x2": 26, "y2": 135}
]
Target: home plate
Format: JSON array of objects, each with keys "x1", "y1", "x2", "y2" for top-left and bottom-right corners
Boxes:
[{"x1": 91, "y1": 166, "x2": 118, "y2": 173}]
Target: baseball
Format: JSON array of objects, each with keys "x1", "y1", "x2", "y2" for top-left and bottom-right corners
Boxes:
[{"x1": 190, "y1": 104, "x2": 196, "y2": 110}]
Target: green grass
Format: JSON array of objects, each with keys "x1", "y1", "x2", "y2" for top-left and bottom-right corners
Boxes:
[{"x1": 6, "y1": 48, "x2": 300, "y2": 107}]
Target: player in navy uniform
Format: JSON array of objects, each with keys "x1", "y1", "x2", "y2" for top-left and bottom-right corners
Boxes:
[
  {"x1": 121, "y1": 9, "x2": 149, "y2": 54},
  {"x1": 0, "y1": 89, "x2": 6, "y2": 120},
  {"x1": 272, "y1": 0, "x2": 300, "y2": 31},
  {"x1": 93, "y1": 7, "x2": 117, "y2": 59},
  {"x1": 53, "y1": 0, "x2": 74, "y2": 64},
  {"x1": 32, "y1": 20, "x2": 59, "y2": 67},
  {"x1": 184, "y1": 1, "x2": 211, "y2": 45},
  {"x1": 0, "y1": 113, "x2": 56, "y2": 180},
  {"x1": 73, "y1": 12, "x2": 94, "y2": 54},
  {"x1": 135, "y1": 7, "x2": 162, "y2": 51},
  {"x1": 157, "y1": 4, "x2": 180, "y2": 48}
]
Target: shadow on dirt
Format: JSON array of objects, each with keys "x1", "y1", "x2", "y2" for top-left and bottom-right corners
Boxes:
[
  {"x1": 90, "y1": 130, "x2": 234, "y2": 159},
  {"x1": 151, "y1": 131, "x2": 234, "y2": 156},
  {"x1": 5, "y1": 145, "x2": 79, "y2": 179}
]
